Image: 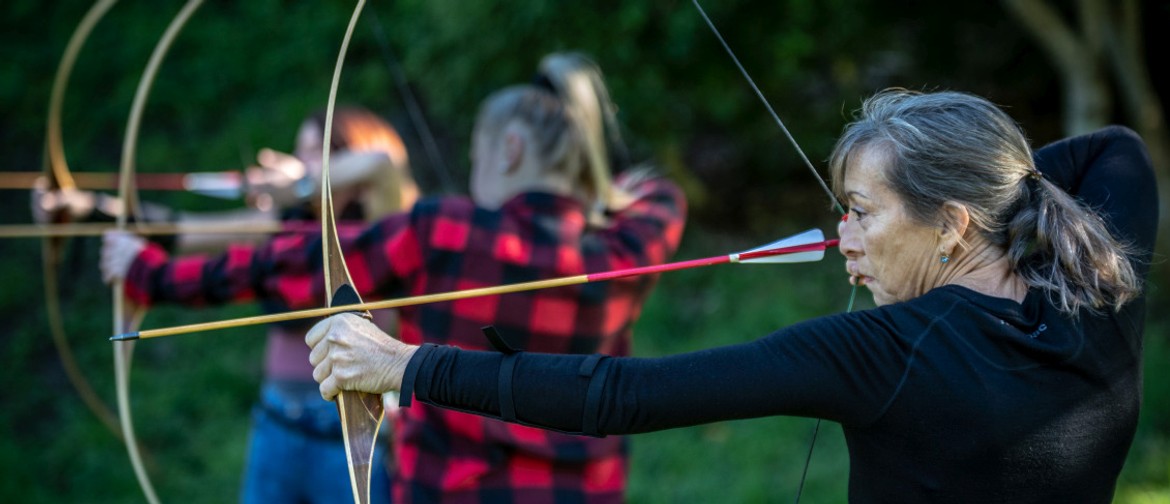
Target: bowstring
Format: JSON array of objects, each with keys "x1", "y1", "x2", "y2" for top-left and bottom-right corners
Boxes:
[
  {"x1": 366, "y1": 11, "x2": 457, "y2": 194},
  {"x1": 690, "y1": 1, "x2": 857, "y2": 502},
  {"x1": 691, "y1": 0, "x2": 844, "y2": 216}
]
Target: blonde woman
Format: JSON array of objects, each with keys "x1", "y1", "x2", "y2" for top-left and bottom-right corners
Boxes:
[{"x1": 108, "y1": 54, "x2": 687, "y2": 503}]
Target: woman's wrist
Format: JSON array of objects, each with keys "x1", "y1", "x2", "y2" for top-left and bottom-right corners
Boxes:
[{"x1": 387, "y1": 342, "x2": 420, "y2": 392}]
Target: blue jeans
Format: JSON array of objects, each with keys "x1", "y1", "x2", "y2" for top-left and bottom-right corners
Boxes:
[{"x1": 240, "y1": 382, "x2": 391, "y2": 504}]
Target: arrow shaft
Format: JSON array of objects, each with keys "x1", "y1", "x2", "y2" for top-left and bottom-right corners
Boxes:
[
  {"x1": 0, "y1": 171, "x2": 242, "y2": 191},
  {"x1": 0, "y1": 221, "x2": 322, "y2": 239},
  {"x1": 589, "y1": 240, "x2": 840, "y2": 282},
  {"x1": 114, "y1": 240, "x2": 838, "y2": 341},
  {"x1": 587, "y1": 256, "x2": 731, "y2": 282}
]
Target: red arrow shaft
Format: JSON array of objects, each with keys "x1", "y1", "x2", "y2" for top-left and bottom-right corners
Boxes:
[{"x1": 587, "y1": 240, "x2": 839, "y2": 282}]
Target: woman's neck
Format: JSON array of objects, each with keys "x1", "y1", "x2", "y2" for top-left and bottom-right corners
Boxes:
[{"x1": 940, "y1": 241, "x2": 1028, "y2": 303}]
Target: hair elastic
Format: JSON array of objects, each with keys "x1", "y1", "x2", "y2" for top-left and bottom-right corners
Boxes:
[{"x1": 531, "y1": 73, "x2": 558, "y2": 95}]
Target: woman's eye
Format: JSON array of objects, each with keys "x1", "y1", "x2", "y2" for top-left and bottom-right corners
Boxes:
[{"x1": 849, "y1": 207, "x2": 867, "y2": 220}]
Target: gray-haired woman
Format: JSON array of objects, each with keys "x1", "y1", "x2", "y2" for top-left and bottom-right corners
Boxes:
[{"x1": 307, "y1": 89, "x2": 1157, "y2": 502}]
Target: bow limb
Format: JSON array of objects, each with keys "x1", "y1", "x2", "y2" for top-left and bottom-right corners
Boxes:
[
  {"x1": 42, "y1": 0, "x2": 122, "y2": 439},
  {"x1": 113, "y1": 1, "x2": 204, "y2": 502},
  {"x1": 689, "y1": 2, "x2": 856, "y2": 502},
  {"x1": 321, "y1": 3, "x2": 386, "y2": 503}
]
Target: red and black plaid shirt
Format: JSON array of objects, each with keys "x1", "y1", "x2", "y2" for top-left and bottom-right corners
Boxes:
[{"x1": 126, "y1": 176, "x2": 686, "y2": 503}]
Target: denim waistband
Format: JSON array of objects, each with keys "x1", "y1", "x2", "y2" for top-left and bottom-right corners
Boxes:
[{"x1": 257, "y1": 380, "x2": 344, "y2": 439}]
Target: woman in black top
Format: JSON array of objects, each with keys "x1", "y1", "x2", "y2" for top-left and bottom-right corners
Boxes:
[{"x1": 306, "y1": 89, "x2": 1158, "y2": 503}]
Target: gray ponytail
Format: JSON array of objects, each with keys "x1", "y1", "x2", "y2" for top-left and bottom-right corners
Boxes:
[
  {"x1": 1007, "y1": 175, "x2": 1139, "y2": 313},
  {"x1": 829, "y1": 88, "x2": 1139, "y2": 313}
]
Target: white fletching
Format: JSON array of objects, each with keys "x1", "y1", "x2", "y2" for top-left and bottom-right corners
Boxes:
[{"x1": 734, "y1": 228, "x2": 826, "y2": 264}]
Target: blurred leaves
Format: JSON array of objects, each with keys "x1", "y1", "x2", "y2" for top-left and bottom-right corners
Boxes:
[
  {"x1": 1, "y1": 0, "x2": 1166, "y2": 502},
  {"x1": 1, "y1": 0, "x2": 1077, "y2": 226}
]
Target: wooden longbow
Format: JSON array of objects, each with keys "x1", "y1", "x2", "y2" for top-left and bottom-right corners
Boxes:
[
  {"x1": 318, "y1": 3, "x2": 387, "y2": 503},
  {"x1": 112, "y1": 1, "x2": 205, "y2": 502},
  {"x1": 42, "y1": 0, "x2": 122, "y2": 440}
]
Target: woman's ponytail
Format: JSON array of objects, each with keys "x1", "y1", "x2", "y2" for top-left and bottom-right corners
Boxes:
[
  {"x1": 1007, "y1": 175, "x2": 1140, "y2": 313},
  {"x1": 537, "y1": 53, "x2": 624, "y2": 223}
]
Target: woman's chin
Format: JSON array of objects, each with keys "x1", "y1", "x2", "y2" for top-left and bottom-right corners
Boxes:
[{"x1": 866, "y1": 283, "x2": 894, "y2": 306}]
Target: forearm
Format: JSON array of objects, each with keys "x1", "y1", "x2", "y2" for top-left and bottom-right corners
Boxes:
[
  {"x1": 127, "y1": 212, "x2": 408, "y2": 309},
  {"x1": 399, "y1": 344, "x2": 785, "y2": 437},
  {"x1": 328, "y1": 151, "x2": 393, "y2": 190},
  {"x1": 400, "y1": 344, "x2": 602, "y2": 435},
  {"x1": 125, "y1": 241, "x2": 266, "y2": 307},
  {"x1": 399, "y1": 325, "x2": 877, "y2": 436},
  {"x1": 173, "y1": 207, "x2": 280, "y2": 253},
  {"x1": 127, "y1": 228, "x2": 322, "y2": 308}
]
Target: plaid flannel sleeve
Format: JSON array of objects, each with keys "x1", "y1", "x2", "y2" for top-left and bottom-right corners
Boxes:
[
  {"x1": 601, "y1": 174, "x2": 687, "y2": 269},
  {"x1": 123, "y1": 217, "x2": 416, "y2": 311}
]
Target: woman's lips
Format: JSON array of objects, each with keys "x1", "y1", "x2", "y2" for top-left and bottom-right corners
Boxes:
[{"x1": 846, "y1": 262, "x2": 870, "y2": 286}]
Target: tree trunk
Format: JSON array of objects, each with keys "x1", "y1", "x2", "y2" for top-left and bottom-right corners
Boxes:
[
  {"x1": 1101, "y1": 0, "x2": 1170, "y2": 240},
  {"x1": 1005, "y1": 0, "x2": 1170, "y2": 280},
  {"x1": 1002, "y1": 0, "x2": 1112, "y2": 135}
]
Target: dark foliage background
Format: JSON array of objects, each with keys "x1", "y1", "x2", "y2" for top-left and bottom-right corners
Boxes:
[{"x1": 1, "y1": 1, "x2": 1166, "y2": 501}]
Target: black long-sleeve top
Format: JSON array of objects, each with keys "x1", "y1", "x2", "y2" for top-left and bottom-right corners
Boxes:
[{"x1": 398, "y1": 126, "x2": 1158, "y2": 503}]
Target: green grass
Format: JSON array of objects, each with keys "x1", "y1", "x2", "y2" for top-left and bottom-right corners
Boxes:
[
  {"x1": 625, "y1": 229, "x2": 858, "y2": 502},
  {"x1": 1, "y1": 229, "x2": 1166, "y2": 502}
]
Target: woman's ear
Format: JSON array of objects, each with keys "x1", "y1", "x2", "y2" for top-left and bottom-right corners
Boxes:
[
  {"x1": 938, "y1": 201, "x2": 970, "y2": 253},
  {"x1": 502, "y1": 123, "x2": 528, "y2": 174}
]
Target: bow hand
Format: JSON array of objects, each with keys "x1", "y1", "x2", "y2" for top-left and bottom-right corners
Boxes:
[
  {"x1": 100, "y1": 230, "x2": 147, "y2": 284},
  {"x1": 32, "y1": 180, "x2": 100, "y2": 224},
  {"x1": 307, "y1": 312, "x2": 415, "y2": 402},
  {"x1": 246, "y1": 148, "x2": 312, "y2": 210}
]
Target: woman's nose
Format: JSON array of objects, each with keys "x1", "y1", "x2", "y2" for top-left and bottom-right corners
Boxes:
[{"x1": 837, "y1": 214, "x2": 861, "y2": 258}]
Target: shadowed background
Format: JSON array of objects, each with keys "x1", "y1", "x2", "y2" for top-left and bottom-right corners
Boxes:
[{"x1": 1, "y1": 1, "x2": 1167, "y2": 501}]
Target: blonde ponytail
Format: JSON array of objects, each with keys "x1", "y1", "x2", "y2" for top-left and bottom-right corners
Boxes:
[{"x1": 537, "y1": 53, "x2": 624, "y2": 222}]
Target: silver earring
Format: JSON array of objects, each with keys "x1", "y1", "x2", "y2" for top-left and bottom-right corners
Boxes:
[{"x1": 940, "y1": 253, "x2": 950, "y2": 264}]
